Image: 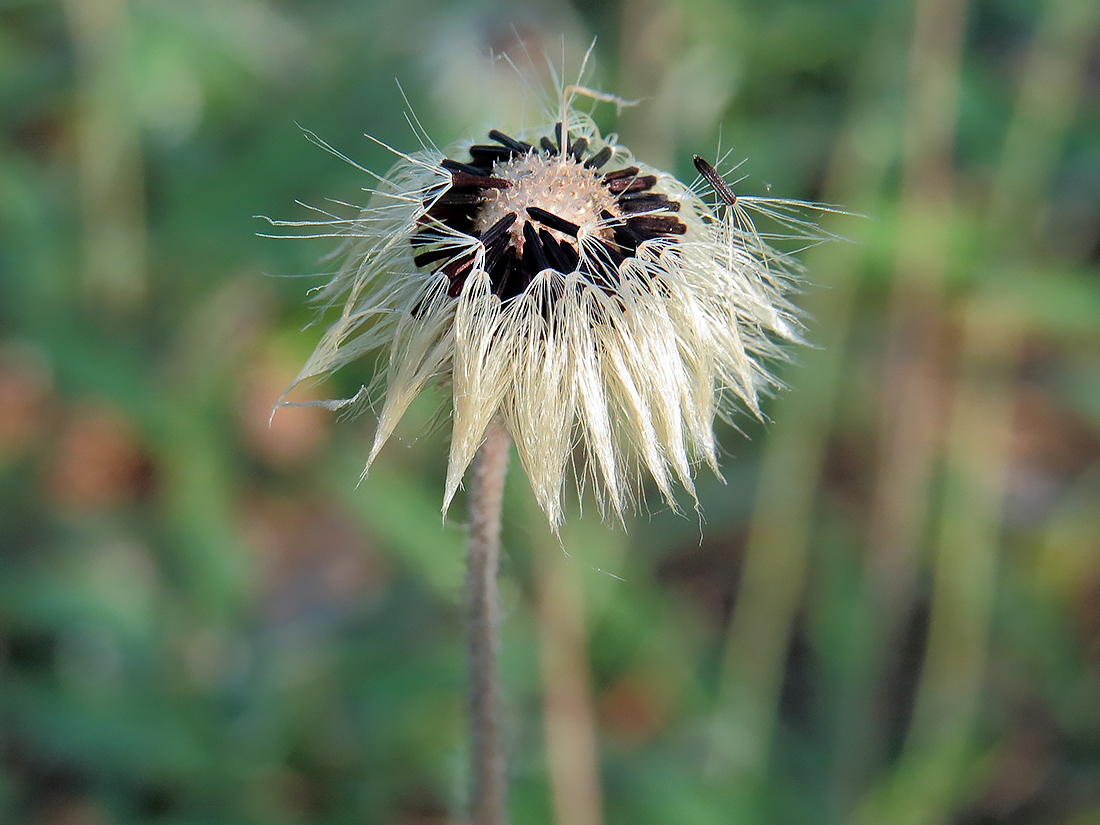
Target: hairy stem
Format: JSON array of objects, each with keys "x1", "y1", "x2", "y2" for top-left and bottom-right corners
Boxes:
[{"x1": 466, "y1": 419, "x2": 510, "y2": 825}]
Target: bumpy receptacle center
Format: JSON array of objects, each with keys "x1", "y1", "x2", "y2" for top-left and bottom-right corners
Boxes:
[
  {"x1": 409, "y1": 125, "x2": 687, "y2": 301},
  {"x1": 475, "y1": 154, "x2": 617, "y2": 252}
]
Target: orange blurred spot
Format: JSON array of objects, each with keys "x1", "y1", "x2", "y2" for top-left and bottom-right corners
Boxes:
[
  {"x1": 42, "y1": 402, "x2": 147, "y2": 511},
  {"x1": 597, "y1": 672, "x2": 668, "y2": 745},
  {"x1": 238, "y1": 350, "x2": 328, "y2": 468}
]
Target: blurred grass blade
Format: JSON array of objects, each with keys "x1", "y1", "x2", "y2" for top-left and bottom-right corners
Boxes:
[
  {"x1": 708, "y1": 2, "x2": 909, "y2": 784},
  {"x1": 860, "y1": 0, "x2": 968, "y2": 778},
  {"x1": 62, "y1": 0, "x2": 147, "y2": 309}
]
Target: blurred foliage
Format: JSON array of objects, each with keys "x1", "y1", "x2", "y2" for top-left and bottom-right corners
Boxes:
[{"x1": 1, "y1": 1, "x2": 1099, "y2": 824}]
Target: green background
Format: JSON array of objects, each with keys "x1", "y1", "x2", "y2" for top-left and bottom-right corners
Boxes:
[{"x1": 1, "y1": 0, "x2": 1099, "y2": 823}]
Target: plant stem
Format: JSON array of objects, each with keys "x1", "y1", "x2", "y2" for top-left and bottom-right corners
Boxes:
[{"x1": 466, "y1": 418, "x2": 510, "y2": 825}]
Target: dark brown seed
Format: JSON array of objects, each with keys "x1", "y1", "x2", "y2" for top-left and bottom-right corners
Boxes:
[
  {"x1": 478, "y1": 212, "x2": 518, "y2": 247},
  {"x1": 425, "y1": 203, "x2": 476, "y2": 226},
  {"x1": 628, "y1": 215, "x2": 687, "y2": 235},
  {"x1": 522, "y1": 221, "x2": 550, "y2": 272},
  {"x1": 584, "y1": 146, "x2": 614, "y2": 169},
  {"x1": 618, "y1": 194, "x2": 681, "y2": 213},
  {"x1": 443, "y1": 254, "x2": 475, "y2": 296},
  {"x1": 469, "y1": 145, "x2": 514, "y2": 163},
  {"x1": 538, "y1": 228, "x2": 573, "y2": 273},
  {"x1": 447, "y1": 171, "x2": 511, "y2": 190},
  {"x1": 492, "y1": 247, "x2": 518, "y2": 298},
  {"x1": 488, "y1": 129, "x2": 532, "y2": 154},
  {"x1": 602, "y1": 166, "x2": 640, "y2": 182},
  {"x1": 442, "y1": 253, "x2": 473, "y2": 278},
  {"x1": 413, "y1": 246, "x2": 460, "y2": 268},
  {"x1": 692, "y1": 155, "x2": 737, "y2": 206},
  {"x1": 441, "y1": 158, "x2": 487, "y2": 176},
  {"x1": 430, "y1": 191, "x2": 483, "y2": 206},
  {"x1": 607, "y1": 175, "x2": 657, "y2": 195},
  {"x1": 526, "y1": 206, "x2": 580, "y2": 237}
]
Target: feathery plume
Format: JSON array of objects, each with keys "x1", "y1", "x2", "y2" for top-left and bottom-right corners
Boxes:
[{"x1": 268, "y1": 65, "x2": 826, "y2": 529}]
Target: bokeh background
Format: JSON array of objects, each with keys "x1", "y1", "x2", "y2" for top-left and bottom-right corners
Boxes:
[{"x1": 2, "y1": 1, "x2": 1100, "y2": 823}]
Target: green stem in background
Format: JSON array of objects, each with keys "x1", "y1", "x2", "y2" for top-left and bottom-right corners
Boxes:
[
  {"x1": 707, "y1": 1, "x2": 903, "y2": 784},
  {"x1": 911, "y1": 0, "x2": 1100, "y2": 760},
  {"x1": 62, "y1": 0, "x2": 147, "y2": 309},
  {"x1": 860, "y1": 0, "x2": 968, "y2": 783},
  {"x1": 466, "y1": 419, "x2": 511, "y2": 825},
  {"x1": 855, "y1": 0, "x2": 1100, "y2": 821}
]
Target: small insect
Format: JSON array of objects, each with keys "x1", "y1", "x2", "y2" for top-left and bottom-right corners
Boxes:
[{"x1": 693, "y1": 155, "x2": 737, "y2": 207}]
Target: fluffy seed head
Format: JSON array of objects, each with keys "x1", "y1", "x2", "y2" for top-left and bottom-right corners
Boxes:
[{"x1": 270, "y1": 81, "x2": 826, "y2": 529}]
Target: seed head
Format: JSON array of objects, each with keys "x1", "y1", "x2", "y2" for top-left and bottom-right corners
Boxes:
[{"x1": 270, "y1": 84, "x2": 824, "y2": 529}]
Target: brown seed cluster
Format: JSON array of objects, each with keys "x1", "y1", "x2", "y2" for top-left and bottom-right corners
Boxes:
[{"x1": 410, "y1": 125, "x2": 687, "y2": 300}]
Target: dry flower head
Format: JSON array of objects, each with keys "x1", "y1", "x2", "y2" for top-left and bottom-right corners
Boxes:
[{"x1": 267, "y1": 54, "x2": 830, "y2": 529}]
